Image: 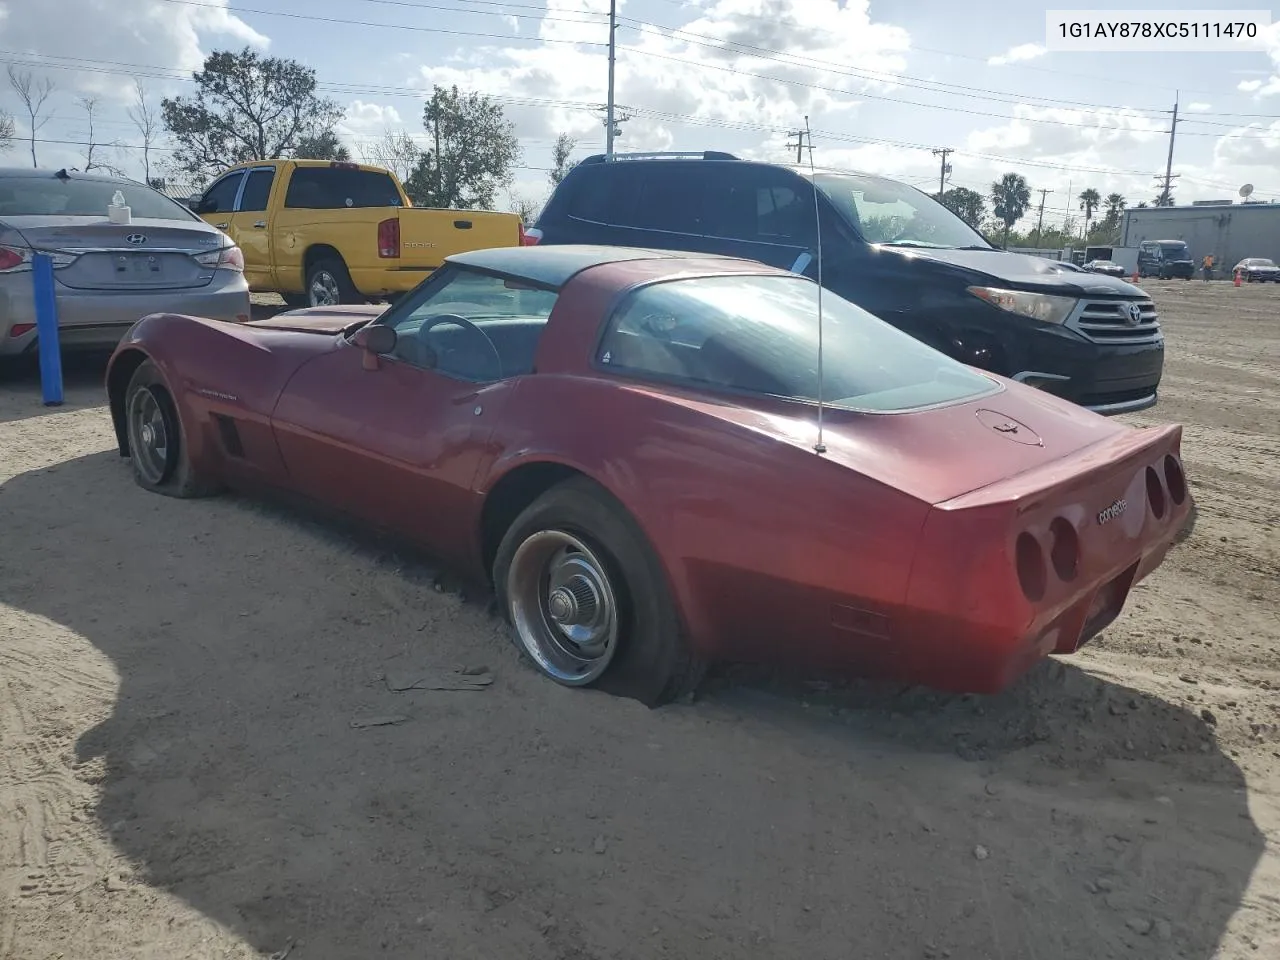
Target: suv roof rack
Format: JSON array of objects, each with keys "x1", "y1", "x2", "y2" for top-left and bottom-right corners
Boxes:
[{"x1": 578, "y1": 150, "x2": 740, "y2": 165}]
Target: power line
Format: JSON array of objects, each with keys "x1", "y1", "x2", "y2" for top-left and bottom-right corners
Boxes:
[
  {"x1": 150, "y1": 0, "x2": 1255, "y2": 137},
  {"x1": 3, "y1": 50, "x2": 1274, "y2": 197}
]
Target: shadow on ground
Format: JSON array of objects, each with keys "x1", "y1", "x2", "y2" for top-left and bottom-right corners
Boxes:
[{"x1": 1, "y1": 451, "x2": 1265, "y2": 960}]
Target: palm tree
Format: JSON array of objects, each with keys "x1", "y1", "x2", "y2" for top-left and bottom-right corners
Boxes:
[
  {"x1": 1078, "y1": 188, "x2": 1101, "y2": 240},
  {"x1": 990, "y1": 173, "x2": 1031, "y2": 248},
  {"x1": 1104, "y1": 192, "x2": 1126, "y2": 221}
]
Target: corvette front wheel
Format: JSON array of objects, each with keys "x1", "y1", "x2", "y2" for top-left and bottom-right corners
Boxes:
[
  {"x1": 493, "y1": 477, "x2": 703, "y2": 707},
  {"x1": 123, "y1": 360, "x2": 221, "y2": 499}
]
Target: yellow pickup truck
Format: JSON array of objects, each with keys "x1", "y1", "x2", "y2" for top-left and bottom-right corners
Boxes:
[{"x1": 191, "y1": 159, "x2": 525, "y2": 307}]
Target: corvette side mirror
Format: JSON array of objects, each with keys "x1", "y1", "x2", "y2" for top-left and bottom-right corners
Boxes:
[{"x1": 351, "y1": 324, "x2": 396, "y2": 369}]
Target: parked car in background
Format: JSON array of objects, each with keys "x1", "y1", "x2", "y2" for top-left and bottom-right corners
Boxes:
[
  {"x1": 1084, "y1": 259, "x2": 1128, "y2": 278},
  {"x1": 1232, "y1": 257, "x2": 1280, "y2": 282},
  {"x1": 191, "y1": 159, "x2": 525, "y2": 308},
  {"x1": 1137, "y1": 239, "x2": 1196, "y2": 279},
  {"x1": 0, "y1": 167, "x2": 249, "y2": 363},
  {"x1": 104, "y1": 245, "x2": 1192, "y2": 705},
  {"x1": 530, "y1": 152, "x2": 1164, "y2": 415}
]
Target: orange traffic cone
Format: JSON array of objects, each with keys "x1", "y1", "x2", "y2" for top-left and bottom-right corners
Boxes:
[{"x1": 1234, "y1": 269, "x2": 1242, "y2": 287}]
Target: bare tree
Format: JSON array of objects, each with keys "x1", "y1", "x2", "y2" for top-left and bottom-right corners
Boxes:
[
  {"x1": 77, "y1": 96, "x2": 123, "y2": 175},
  {"x1": 7, "y1": 66, "x2": 56, "y2": 167},
  {"x1": 506, "y1": 189, "x2": 541, "y2": 223},
  {"x1": 0, "y1": 111, "x2": 14, "y2": 154},
  {"x1": 127, "y1": 79, "x2": 161, "y2": 183},
  {"x1": 366, "y1": 129, "x2": 423, "y2": 184}
]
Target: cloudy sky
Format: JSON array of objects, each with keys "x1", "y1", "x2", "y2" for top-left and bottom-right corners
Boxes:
[{"x1": 1, "y1": 0, "x2": 1278, "y2": 229}]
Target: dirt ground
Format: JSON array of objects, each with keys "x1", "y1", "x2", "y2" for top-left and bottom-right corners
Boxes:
[{"x1": 1, "y1": 280, "x2": 1277, "y2": 960}]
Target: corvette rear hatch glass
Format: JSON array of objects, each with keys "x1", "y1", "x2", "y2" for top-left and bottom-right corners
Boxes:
[
  {"x1": 600, "y1": 274, "x2": 999, "y2": 413},
  {"x1": 0, "y1": 176, "x2": 216, "y2": 291}
]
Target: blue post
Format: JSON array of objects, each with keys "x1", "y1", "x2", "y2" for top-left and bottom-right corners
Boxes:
[{"x1": 32, "y1": 252, "x2": 63, "y2": 407}]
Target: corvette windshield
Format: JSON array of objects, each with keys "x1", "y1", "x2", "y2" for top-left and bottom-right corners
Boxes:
[{"x1": 598, "y1": 275, "x2": 998, "y2": 413}]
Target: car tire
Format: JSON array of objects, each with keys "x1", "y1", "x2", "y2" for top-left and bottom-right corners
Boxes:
[
  {"x1": 123, "y1": 360, "x2": 221, "y2": 499},
  {"x1": 492, "y1": 476, "x2": 704, "y2": 707},
  {"x1": 305, "y1": 257, "x2": 363, "y2": 307}
]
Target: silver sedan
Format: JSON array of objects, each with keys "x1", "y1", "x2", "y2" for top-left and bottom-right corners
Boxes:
[{"x1": 0, "y1": 168, "x2": 250, "y2": 359}]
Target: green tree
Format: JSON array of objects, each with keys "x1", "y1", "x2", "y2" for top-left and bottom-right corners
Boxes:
[
  {"x1": 1078, "y1": 187, "x2": 1101, "y2": 240},
  {"x1": 938, "y1": 186, "x2": 986, "y2": 229},
  {"x1": 161, "y1": 47, "x2": 344, "y2": 179},
  {"x1": 990, "y1": 173, "x2": 1031, "y2": 248},
  {"x1": 404, "y1": 85, "x2": 520, "y2": 209},
  {"x1": 294, "y1": 129, "x2": 351, "y2": 162},
  {"x1": 550, "y1": 133, "x2": 577, "y2": 187}
]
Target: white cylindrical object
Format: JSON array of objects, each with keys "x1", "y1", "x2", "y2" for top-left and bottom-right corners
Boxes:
[{"x1": 108, "y1": 205, "x2": 131, "y2": 224}]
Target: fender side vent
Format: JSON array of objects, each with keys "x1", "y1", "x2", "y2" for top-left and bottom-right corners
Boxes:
[{"x1": 213, "y1": 414, "x2": 245, "y2": 458}]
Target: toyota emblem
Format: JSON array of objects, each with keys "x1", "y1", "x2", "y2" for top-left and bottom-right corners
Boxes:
[
  {"x1": 1125, "y1": 303, "x2": 1143, "y2": 325},
  {"x1": 125, "y1": 234, "x2": 147, "y2": 245}
]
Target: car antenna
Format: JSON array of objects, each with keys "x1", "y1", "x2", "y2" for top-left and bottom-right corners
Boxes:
[{"x1": 804, "y1": 115, "x2": 827, "y2": 455}]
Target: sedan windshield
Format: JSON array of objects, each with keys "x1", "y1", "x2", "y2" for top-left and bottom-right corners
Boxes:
[
  {"x1": 1246, "y1": 258, "x2": 1276, "y2": 267},
  {"x1": 1159, "y1": 242, "x2": 1189, "y2": 257},
  {"x1": 0, "y1": 177, "x2": 196, "y2": 220},
  {"x1": 814, "y1": 173, "x2": 989, "y2": 250},
  {"x1": 598, "y1": 274, "x2": 998, "y2": 413}
]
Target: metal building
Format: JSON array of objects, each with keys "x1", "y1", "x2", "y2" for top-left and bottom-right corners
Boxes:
[{"x1": 1121, "y1": 202, "x2": 1280, "y2": 269}]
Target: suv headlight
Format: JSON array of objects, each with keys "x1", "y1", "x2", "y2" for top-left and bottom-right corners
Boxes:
[{"x1": 967, "y1": 286, "x2": 1077, "y2": 325}]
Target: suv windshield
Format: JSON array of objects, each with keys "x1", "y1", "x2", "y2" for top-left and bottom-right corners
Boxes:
[
  {"x1": 814, "y1": 173, "x2": 989, "y2": 250},
  {"x1": 0, "y1": 177, "x2": 196, "y2": 220},
  {"x1": 598, "y1": 274, "x2": 998, "y2": 413},
  {"x1": 1159, "y1": 242, "x2": 1189, "y2": 258}
]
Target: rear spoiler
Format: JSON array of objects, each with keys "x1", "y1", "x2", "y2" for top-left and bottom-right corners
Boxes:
[{"x1": 936, "y1": 423, "x2": 1184, "y2": 512}]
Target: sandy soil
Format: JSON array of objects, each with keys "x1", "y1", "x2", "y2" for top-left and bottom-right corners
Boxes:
[{"x1": 1, "y1": 281, "x2": 1277, "y2": 960}]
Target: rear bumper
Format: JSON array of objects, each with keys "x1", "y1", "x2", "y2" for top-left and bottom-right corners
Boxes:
[
  {"x1": 0, "y1": 274, "x2": 250, "y2": 356},
  {"x1": 348, "y1": 265, "x2": 436, "y2": 298}
]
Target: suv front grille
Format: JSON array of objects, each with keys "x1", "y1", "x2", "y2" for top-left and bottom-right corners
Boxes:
[{"x1": 1071, "y1": 299, "x2": 1161, "y2": 344}]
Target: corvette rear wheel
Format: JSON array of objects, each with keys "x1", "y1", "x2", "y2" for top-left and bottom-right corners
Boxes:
[
  {"x1": 493, "y1": 477, "x2": 704, "y2": 707},
  {"x1": 124, "y1": 360, "x2": 221, "y2": 499}
]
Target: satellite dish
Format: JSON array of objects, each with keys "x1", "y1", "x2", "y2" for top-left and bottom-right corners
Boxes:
[{"x1": 1240, "y1": 183, "x2": 1254, "y2": 198}]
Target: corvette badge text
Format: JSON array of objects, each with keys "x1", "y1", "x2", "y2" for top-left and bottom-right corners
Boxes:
[{"x1": 1097, "y1": 499, "x2": 1128, "y2": 525}]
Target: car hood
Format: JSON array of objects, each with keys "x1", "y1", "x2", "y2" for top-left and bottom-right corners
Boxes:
[
  {"x1": 882, "y1": 245, "x2": 1144, "y2": 296},
  {"x1": 245, "y1": 304, "x2": 387, "y2": 334}
]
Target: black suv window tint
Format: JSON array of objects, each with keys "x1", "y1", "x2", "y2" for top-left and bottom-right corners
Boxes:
[
  {"x1": 197, "y1": 172, "x2": 245, "y2": 214},
  {"x1": 238, "y1": 168, "x2": 275, "y2": 212},
  {"x1": 566, "y1": 165, "x2": 637, "y2": 224},
  {"x1": 626, "y1": 164, "x2": 708, "y2": 234},
  {"x1": 284, "y1": 167, "x2": 403, "y2": 209},
  {"x1": 703, "y1": 166, "x2": 815, "y2": 244}
]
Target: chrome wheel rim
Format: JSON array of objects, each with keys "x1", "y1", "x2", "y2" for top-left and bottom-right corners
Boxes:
[
  {"x1": 507, "y1": 530, "x2": 620, "y2": 685},
  {"x1": 309, "y1": 270, "x2": 340, "y2": 306},
  {"x1": 126, "y1": 386, "x2": 175, "y2": 485}
]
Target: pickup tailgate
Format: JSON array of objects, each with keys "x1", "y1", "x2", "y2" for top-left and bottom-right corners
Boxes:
[{"x1": 398, "y1": 207, "x2": 522, "y2": 266}]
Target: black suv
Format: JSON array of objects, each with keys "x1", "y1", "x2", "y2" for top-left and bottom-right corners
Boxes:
[
  {"x1": 530, "y1": 152, "x2": 1164, "y2": 415},
  {"x1": 1137, "y1": 240, "x2": 1196, "y2": 279}
]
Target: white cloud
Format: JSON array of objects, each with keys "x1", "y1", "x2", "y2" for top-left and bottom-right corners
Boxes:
[
  {"x1": 410, "y1": 0, "x2": 909, "y2": 148},
  {"x1": 1239, "y1": 22, "x2": 1280, "y2": 97},
  {"x1": 1187, "y1": 102, "x2": 1211, "y2": 112},
  {"x1": 1239, "y1": 79, "x2": 1265, "y2": 92},
  {"x1": 986, "y1": 43, "x2": 1046, "y2": 67}
]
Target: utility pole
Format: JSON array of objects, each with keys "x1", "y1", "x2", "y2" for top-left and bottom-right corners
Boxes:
[
  {"x1": 1156, "y1": 93, "x2": 1179, "y2": 205},
  {"x1": 787, "y1": 127, "x2": 810, "y2": 163},
  {"x1": 1035, "y1": 188, "x2": 1054, "y2": 242},
  {"x1": 931, "y1": 147, "x2": 953, "y2": 197},
  {"x1": 605, "y1": 0, "x2": 617, "y2": 160}
]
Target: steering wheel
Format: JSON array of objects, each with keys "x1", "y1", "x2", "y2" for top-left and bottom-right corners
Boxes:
[{"x1": 415, "y1": 313, "x2": 503, "y2": 381}]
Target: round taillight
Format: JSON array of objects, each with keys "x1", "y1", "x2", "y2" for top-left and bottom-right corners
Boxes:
[
  {"x1": 1016, "y1": 532, "x2": 1047, "y2": 602},
  {"x1": 1049, "y1": 517, "x2": 1080, "y2": 581},
  {"x1": 1164, "y1": 455, "x2": 1187, "y2": 505},
  {"x1": 1145, "y1": 466, "x2": 1166, "y2": 519}
]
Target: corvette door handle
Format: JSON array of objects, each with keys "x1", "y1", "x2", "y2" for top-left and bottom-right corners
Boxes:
[{"x1": 254, "y1": 220, "x2": 267, "y2": 229}]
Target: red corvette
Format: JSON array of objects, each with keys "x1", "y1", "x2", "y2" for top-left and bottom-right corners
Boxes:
[{"x1": 104, "y1": 246, "x2": 1193, "y2": 706}]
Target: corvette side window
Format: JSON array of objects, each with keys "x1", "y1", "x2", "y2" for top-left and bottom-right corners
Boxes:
[{"x1": 383, "y1": 267, "x2": 559, "y2": 381}]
